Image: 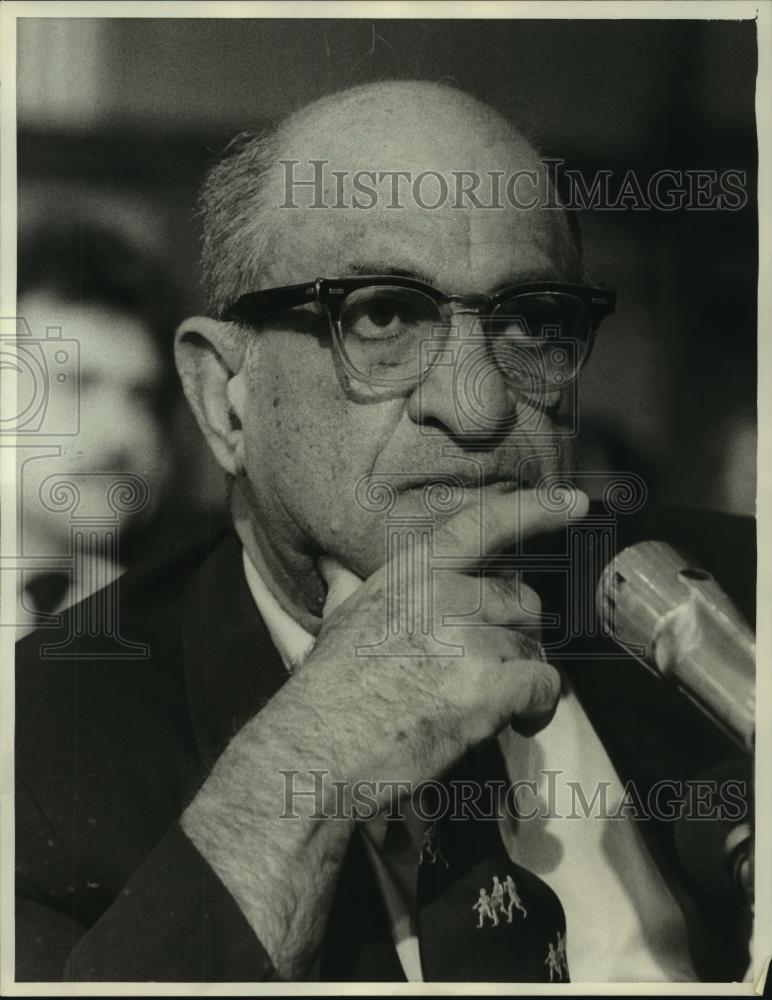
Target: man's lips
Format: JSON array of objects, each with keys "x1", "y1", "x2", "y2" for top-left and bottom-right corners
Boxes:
[{"x1": 396, "y1": 474, "x2": 519, "y2": 492}]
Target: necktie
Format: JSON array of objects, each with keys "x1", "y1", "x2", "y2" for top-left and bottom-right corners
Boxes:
[{"x1": 416, "y1": 740, "x2": 571, "y2": 983}]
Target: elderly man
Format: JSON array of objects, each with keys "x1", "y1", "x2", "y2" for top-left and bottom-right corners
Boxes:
[{"x1": 16, "y1": 82, "x2": 753, "y2": 983}]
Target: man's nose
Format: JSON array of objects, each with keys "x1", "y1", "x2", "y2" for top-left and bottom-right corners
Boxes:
[{"x1": 405, "y1": 310, "x2": 520, "y2": 443}]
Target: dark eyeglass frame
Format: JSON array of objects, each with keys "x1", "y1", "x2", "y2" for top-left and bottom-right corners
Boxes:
[{"x1": 222, "y1": 275, "x2": 617, "y2": 387}]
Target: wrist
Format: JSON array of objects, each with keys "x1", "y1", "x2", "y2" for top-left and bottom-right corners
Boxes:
[{"x1": 180, "y1": 692, "x2": 355, "y2": 978}]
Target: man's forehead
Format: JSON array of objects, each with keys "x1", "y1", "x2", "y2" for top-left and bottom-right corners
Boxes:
[
  {"x1": 252, "y1": 84, "x2": 578, "y2": 290},
  {"x1": 261, "y1": 208, "x2": 571, "y2": 291}
]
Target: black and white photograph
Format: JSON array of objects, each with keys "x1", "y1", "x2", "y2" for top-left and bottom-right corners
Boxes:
[{"x1": 1, "y1": 1, "x2": 768, "y2": 991}]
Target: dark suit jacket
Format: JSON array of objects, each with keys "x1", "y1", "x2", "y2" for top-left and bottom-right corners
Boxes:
[{"x1": 15, "y1": 507, "x2": 755, "y2": 982}]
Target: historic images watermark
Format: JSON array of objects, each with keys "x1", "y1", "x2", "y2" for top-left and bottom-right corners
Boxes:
[
  {"x1": 280, "y1": 158, "x2": 748, "y2": 212},
  {"x1": 1, "y1": 315, "x2": 150, "y2": 653},
  {"x1": 279, "y1": 768, "x2": 749, "y2": 823}
]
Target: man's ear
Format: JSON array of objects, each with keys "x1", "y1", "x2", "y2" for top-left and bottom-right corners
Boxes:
[{"x1": 174, "y1": 317, "x2": 249, "y2": 476}]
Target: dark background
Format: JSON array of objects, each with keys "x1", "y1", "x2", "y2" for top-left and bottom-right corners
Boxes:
[{"x1": 16, "y1": 17, "x2": 758, "y2": 518}]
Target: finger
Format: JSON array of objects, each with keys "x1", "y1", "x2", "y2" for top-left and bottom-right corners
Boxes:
[
  {"x1": 318, "y1": 556, "x2": 363, "y2": 618},
  {"x1": 440, "y1": 573, "x2": 541, "y2": 629},
  {"x1": 434, "y1": 485, "x2": 589, "y2": 559},
  {"x1": 500, "y1": 657, "x2": 562, "y2": 737},
  {"x1": 480, "y1": 575, "x2": 542, "y2": 628}
]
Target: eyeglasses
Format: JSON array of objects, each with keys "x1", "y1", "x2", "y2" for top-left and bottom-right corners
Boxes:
[{"x1": 222, "y1": 275, "x2": 616, "y2": 393}]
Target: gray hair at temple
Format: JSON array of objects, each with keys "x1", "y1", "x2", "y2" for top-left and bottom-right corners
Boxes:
[{"x1": 198, "y1": 125, "x2": 281, "y2": 319}]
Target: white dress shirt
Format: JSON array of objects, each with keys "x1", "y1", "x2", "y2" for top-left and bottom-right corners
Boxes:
[{"x1": 242, "y1": 549, "x2": 697, "y2": 982}]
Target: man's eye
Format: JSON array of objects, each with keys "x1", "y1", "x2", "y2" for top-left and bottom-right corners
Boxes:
[
  {"x1": 366, "y1": 300, "x2": 399, "y2": 329},
  {"x1": 347, "y1": 295, "x2": 411, "y2": 341},
  {"x1": 343, "y1": 288, "x2": 436, "y2": 343}
]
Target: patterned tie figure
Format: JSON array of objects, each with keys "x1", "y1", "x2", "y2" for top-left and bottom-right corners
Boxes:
[
  {"x1": 420, "y1": 821, "x2": 449, "y2": 868},
  {"x1": 545, "y1": 930, "x2": 570, "y2": 981},
  {"x1": 545, "y1": 942, "x2": 561, "y2": 981},
  {"x1": 557, "y1": 930, "x2": 569, "y2": 977},
  {"x1": 504, "y1": 874, "x2": 528, "y2": 921},
  {"x1": 416, "y1": 742, "x2": 570, "y2": 982},
  {"x1": 491, "y1": 877, "x2": 505, "y2": 923},
  {"x1": 473, "y1": 887, "x2": 499, "y2": 928}
]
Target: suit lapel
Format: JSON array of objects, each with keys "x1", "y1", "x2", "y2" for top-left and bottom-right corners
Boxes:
[{"x1": 180, "y1": 531, "x2": 289, "y2": 771}]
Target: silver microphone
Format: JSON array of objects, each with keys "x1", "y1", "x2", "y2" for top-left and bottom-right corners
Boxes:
[{"x1": 596, "y1": 541, "x2": 755, "y2": 752}]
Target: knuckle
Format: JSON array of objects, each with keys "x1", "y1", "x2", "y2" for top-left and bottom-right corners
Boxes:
[
  {"x1": 527, "y1": 662, "x2": 561, "y2": 715},
  {"x1": 485, "y1": 573, "x2": 517, "y2": 601},
  {"x1": 504, "y1": 628, "x2": 543, "y2": 661},
  {"x1": 516, "y1": 582, "x2": 542, "y2": 617}
]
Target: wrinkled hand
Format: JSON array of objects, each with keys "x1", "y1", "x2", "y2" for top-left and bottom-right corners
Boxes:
[{"x1": 284, "y1": 485, "x2": 586, "y2": 809}]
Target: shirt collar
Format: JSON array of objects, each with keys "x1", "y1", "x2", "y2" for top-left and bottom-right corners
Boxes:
[{"x1": 241, "y1": 547, "x2": 315, "y2": 672}]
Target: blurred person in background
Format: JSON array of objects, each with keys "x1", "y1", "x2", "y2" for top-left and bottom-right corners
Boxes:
[{"x1": 15, "y1": 219, "x2": 181, "y2": 634}]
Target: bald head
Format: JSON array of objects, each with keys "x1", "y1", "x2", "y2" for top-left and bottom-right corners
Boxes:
[
  {"x1": 199, "y1": 80, "x2": 581, "y2": 314},
  {"x1": 274, "y1": 80, "x2": 539, "y2": 170}
]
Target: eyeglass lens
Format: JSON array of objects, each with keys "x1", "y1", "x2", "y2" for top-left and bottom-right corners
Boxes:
[{"x1": 337, "y1": 285, "x2": 591, "y2": 390}]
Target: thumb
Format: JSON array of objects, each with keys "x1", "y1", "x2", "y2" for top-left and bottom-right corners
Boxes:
[{"x1": 318, "y1": 556, "x2": 363, "y2": 618}]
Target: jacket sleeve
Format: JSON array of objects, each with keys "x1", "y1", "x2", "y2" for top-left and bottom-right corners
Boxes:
[
  {"x1": 14, "y1": 537, "x2": 298, "y2": 983},
  {"x1": 17, "y1": 822, "x2": 279, "y2": 982}
]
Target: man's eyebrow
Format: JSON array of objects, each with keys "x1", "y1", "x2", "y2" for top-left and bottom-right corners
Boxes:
[
  {"x1": 344, "y1": 263, "x2": 436, "y2": 285},
  {"x1": 489, "y1": 268, "x2": 568, "y2": 293},
  {"x1": 340, "y1": 263, "x2": 581, "y2": 292}
]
